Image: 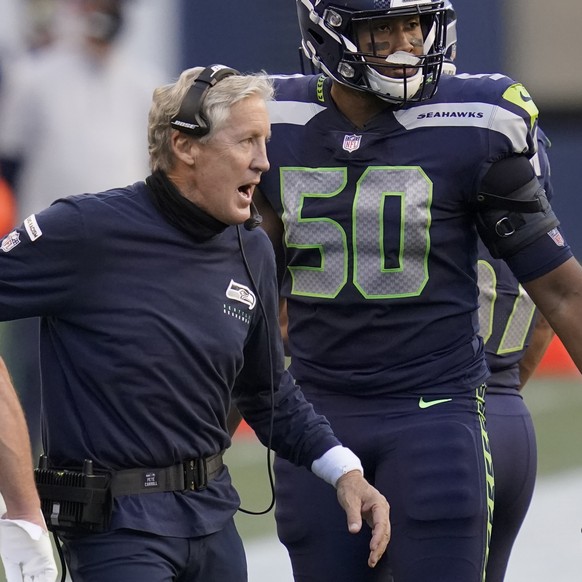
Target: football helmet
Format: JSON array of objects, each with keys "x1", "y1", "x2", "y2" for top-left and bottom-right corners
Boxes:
[
  {"x1": 441, "y1": 0, "x2": 458, "y2": 76},
  {"x1": 297, "y1": 0, "x2": 449, "y2": 104}
]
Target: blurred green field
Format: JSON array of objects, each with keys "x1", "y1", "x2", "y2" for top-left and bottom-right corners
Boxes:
[
  {"x1": 520, "y1": 376, "x2": 582, "y2": 474},
  {"x1": 1, "y1": 376, "x2": 580, "y2": 581}
]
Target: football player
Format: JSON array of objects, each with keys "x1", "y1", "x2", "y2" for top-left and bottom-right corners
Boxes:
[{"x1": 251, "y1": 1, "x2": 582, "y2": 580}]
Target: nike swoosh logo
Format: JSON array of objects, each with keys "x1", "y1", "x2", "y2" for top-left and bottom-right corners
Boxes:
[
  {"x1": 418, "y1": 397, "x2": 453, "y2": 409},
  {"x1": 519, "y1": 91, "x2": 532, "y2": 102}
]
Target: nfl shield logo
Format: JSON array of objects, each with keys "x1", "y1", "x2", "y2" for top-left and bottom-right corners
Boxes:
[
  {"x1": 342, "y1": 134, "x2": 362, "y2": 153},
  {"x1": 547, "y1": 227, "x2": 565, "y2": 247},
  {"x1": 1, "y1": 231, "x2": 20, "y2": 253}
]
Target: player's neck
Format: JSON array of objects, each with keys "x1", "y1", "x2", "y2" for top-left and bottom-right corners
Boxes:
[{"x1": 330, "y1": 82, "x2": 391, "y2": 129}]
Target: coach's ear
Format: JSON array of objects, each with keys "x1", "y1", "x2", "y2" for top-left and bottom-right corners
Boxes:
[{"x1": 171, "y1": 130, "x2": 197, "y2": 167}]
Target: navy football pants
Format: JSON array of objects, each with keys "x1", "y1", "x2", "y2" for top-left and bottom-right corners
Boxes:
[
  {"x1": 485, "y1": 390, "x2": 537, "y2": 582},
  {"x1": 60, "y1": 518, "x2": 247, "y2": 582},
  {"x1": 275, "y1": 385, "x2": 493, "y2": 582}
]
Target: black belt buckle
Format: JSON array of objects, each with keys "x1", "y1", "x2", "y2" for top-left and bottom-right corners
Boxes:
[{"x1": 184, "y1": 458, "x2": 208, "y2": 492}]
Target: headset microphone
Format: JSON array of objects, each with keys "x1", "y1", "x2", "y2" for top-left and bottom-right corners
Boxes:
[{"x1": 244, "y1": 202, "x2": 263, "y2": 231}]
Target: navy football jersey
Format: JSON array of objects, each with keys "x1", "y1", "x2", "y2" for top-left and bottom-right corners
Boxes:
[
  {"x1": 477, "y1": 252, "x2": 536, "y2": 392},
  {"x1": 260, "y1": 74, "x2": 571, "y2": 396}
]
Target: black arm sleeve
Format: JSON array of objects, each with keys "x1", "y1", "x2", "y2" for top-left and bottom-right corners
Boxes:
[{"x1": 475, "y1": 156, "x2": 559, "y2": 259}]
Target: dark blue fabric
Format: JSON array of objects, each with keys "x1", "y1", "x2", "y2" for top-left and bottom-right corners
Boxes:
[
  {"x1": 261, "y1": 74, "x2": 571, "y2": 398},
  {"x1": 61, "y1": 518, "x2": 247, "y2": 582},
  {"x1": 258, "y1": 71, "x2": 565, "y2": 581},
  {"x1": 275, "y1": 387, "x2": 489, "y2": 582},
  {"x1": 0, "y1": 182, "x2": 340, "y2": 538},
  {"x1": 475, "y1": 129, "x2": 548, "y2": 580},
  {"x1": 485, "y1": 391, "x2": 537, "y2": 582}
]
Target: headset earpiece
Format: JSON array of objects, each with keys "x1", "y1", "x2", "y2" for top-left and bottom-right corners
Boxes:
[{"x1": 170, "y1": 64, "x2": 240, "y2": 137}]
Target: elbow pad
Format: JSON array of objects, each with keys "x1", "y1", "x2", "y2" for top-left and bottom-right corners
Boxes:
[{"x1": 475, "y1": 176, "x2": 559, "y2": 259}]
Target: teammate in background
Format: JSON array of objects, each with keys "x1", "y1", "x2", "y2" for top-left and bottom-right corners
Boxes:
[
  {"x1": 442, "y1": 5, "x2": 555, "y2": 578},
  {"x1": 0, "y1": 66, "x2": 389, "y2": 582},
  {"x1": 252, "y1": 1, "x2": 582, "y2": 580}
]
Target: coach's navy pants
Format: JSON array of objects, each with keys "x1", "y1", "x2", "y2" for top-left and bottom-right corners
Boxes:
[{"x1": 60, "y1": 518, "x2": 247, "y2": 581}]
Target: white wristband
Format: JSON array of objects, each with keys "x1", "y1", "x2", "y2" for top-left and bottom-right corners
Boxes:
[{"x1": 311, "y1": 445, "x2": 364, "y2": 488}]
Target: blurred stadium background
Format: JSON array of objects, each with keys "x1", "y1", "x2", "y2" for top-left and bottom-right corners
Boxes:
[{"x1": 1, "y1": 1, "x2": 581, "y2": 580}]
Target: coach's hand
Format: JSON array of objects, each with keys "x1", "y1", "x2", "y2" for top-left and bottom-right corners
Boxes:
[{"x1": 336, "y1": 471, "x2": 391, "y2": 568}]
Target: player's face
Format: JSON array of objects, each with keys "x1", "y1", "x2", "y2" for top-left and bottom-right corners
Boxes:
[
  {"x1": 354, "y1": 15, "x2": 424, "y2": 77},
  {"x1": 187, "y1": 95, "x2": 270, "y2": 225}
]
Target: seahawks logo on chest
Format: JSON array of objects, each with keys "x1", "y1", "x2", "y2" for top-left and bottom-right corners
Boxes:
[{"x1": 223, "y1": 279, "x2": 256, "y2": 325}]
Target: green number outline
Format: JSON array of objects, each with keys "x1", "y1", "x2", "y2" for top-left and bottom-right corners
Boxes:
[
  {"x1": 477, "y1": 259, "x2": 536, "y2": 354},
  {"x1": 280, "y1": 166, "x2": 432, "y2": 300}
]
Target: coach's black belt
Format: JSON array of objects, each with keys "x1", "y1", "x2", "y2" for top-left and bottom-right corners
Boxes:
[
  {"x1": 110, "y1": 452, "x2": 225, "y2": 496},
  {"x1": 35, "y1": 452, "x2": 225, "y2": 535}
]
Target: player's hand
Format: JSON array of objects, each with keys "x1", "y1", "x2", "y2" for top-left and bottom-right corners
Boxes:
[
  {"x1": 0, "y1": 516, "x2": 58, "y2": 582},
  {"x1": 336, "y1": 470, "x2": 391, "y2": 568}
]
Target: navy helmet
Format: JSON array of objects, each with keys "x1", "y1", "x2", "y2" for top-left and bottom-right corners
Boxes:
[
  {"x1": 441, "y1": 0, "x2": 458, "y2": 75},
  {"x1": 296, "y1": 0, "x2": 449, "y2": 104}
]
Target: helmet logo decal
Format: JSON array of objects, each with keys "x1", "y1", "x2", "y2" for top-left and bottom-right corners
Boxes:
[{"x1": 342, "y1": 134, "x2": 362, "y2": 152}]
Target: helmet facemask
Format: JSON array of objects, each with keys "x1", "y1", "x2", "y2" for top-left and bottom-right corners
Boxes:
[
  {"x1": 297, "y1": 0, "x2": 448, "y2": 105},
  {"x1": 441, "y1": 0, "x2": 458, "y2": 76}
]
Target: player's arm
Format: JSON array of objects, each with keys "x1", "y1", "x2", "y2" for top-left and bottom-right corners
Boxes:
[
  {"x1": 517, "y1": 128, "x2": 557, "y2": 388},
  {"x1": 474, "y1": 154, "x2": 582, "y2": 373},
  {"x1": 253, "y1": 187, "x2": 290, "y2": 351},
  {"x1": 519, "y1": 311, "x2": 555, "y2": 389},
  {"x1": 254, "y1": 187, "x2": 286, "y2": 282},
  {"x1": 522, "y1": 257, "x2": 582, "y2": 374},
  {"x1": 226, "y1": 406, "x2": 245, "y2": 437},
  {"x1": 278, "y1": 297, "x2": 290, "y2": 355}
]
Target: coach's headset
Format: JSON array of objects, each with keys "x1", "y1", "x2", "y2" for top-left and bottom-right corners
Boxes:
[
  {"x1": 172, "y1": 64, "x2": 274, "y2": 514},
  {"x1": 170, "y1": 64, "x2": 263, "y2": 232},
  {"x1": 171, "y1": 64, "x2": 237, "y2": 136}
]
